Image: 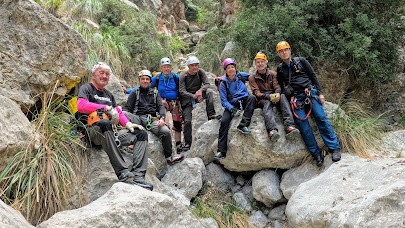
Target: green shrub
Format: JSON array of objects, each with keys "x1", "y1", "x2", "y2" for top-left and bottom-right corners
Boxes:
[{"x1": 233, "y1": 0, "x2": 405, "y2": 82}]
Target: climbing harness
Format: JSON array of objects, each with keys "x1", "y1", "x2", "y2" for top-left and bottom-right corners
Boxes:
[
  {"x1": 290, "y1": 88, "x2": 312, "y2": 121},
  {"x1": 88, "y1": 108, "x2": 109, "y2": 126},
  {"x1": 113, "y1": 124, "x2": 121, "y2": 148}
]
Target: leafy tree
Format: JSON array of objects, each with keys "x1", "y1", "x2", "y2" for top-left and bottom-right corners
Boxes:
[{"x1": 233, "y1": 0, "x2": 405, "y2": 82}]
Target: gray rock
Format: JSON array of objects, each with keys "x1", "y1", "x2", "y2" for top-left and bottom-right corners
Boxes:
[
  {"x1": 286, "y1": 156, "x2": 405, "y2": 228},
  {"x1": 0, "y1": 95, "x2": 33, "y2": 173},
  {"x1": 268, "y1": 204, "x2": 287, "y2": 221},
  {"x1": 231, "y1": 184, "x2": 241, "y2": 193},
  {"x1": 233, "y1": 192, "x2": 252, "y2": 211},
  {"x1": 191, "y1": 31, "x2": 207, "y2": 44},
  {"x1": 189, "y1": 25, "x2": 201, "y2": 32},
  {"x1": 241, "y1": 185, "x2": 255, "y2": 202},
  {"x1": 38, "y1": 182, "x2": 204, "y2": 228},
  {"x1": 105, "y1": 73, "x2": 128, "y2": 107},
  {"x1": 0, "y1": 200, "x2": 34, "y2": 228},
  {"x1": 249, "y1": 210, "x2": 269, "y2": 228},
  {"x1": 177, "y1": 19, "x2": 190, "y2": 30},
  {"x1": 380, "y1": 130, "x2": 405, "y2": 158},
  {"x1": 236, "y1": 175, "x2": 245, "y2": 186},
  {"x1": 205, "y1": 163, "x2": 235, "y2": 192},
  {"x1": 0, "y1": 0, "x2": 87, "y2": 110},
  {"x1": 199, "y1": 217, "x2": 219, "y2": 228},
  {"x1": 252, "y1": 170, "x2": 285, "y2": 207},
  {"x1": 162, "y1": 157, "x2": 206, "y2": 199},
  {"x1": 220, "y1": 41, "x2": 235, "y2": 60}
]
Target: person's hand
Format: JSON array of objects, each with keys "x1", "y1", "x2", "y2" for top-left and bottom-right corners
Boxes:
[
  {"x1": 107, "y1": 107, "x2": 119, "y2": 125},
  {"x1": 157, "y1": 118, "x2": 165, "y2": 127},
  {"x1": 125, "y1": 122, "x2": 145, "y2": 132},
  {"x1": 271, "y1": 93, "x2": 280, "y2": 103},
  {"x1": 262, "y1": 93, "x2": 270, "y2": 100},
  {"x1": 193, "y1": 90, "x2": 203, "y2": 102},
  {"x1": 121, "y1": 84, "x2": 127, "y2": 94},
  {"x1": 105, "y1": 105, "x2": 112, "y2": 112},
  {"x1": 230, "y1": 108, "x2": 239, "y2": 117},
  {"x1": 319, "y1": 94, "x2": 325, "y2": 105}
]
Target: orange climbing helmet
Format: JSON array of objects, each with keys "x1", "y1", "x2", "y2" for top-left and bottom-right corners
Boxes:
[
  {"x1": 276, "y1": 41, "x2": 291, "y2": 52},
  {"x1": 254, "y1": 52, "x2": 267, "y2": 61},
  {"x1": 88, "y1": 109, "x2": 109, "y2": 126}
]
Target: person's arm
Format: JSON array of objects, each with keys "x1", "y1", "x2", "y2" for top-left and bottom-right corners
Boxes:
[
  {"x1": 272, "y1": 71, "x2": 282, "y2": 94},
  {"x1": 301, "y1": 57, "x2": 322, "y2": 94},
  {"x1": 77, "y1": 98, "x2": 106, "y2": 114},
  {"x1": 116, "y1": 106, "x2": 129, "y2": 126},
  {"x1": 156, "y1": 92, "x2": 166, "y2": 120},
  {"x1": 123, "y1": 90, "x2": 137, "y2": 113},
  {"x1": 220, "y1": 82, "x2": 233, "y2": 110},
  {"x1": 150, "y1": 75, "x2": 158, "y2": 88},
  {"x1": 199, "y1": 69, "x2": 211, "y2": 90},
  {"x1": 248, "y1": 74, "x2": 262, "y2": 98},
  {"x1": 239, "y1": 72, "x2": 251, "y2": 82},
  {"x1": 126, "y1": 87, "x2": 136, "y2": 94},
  {"x1": 179, "y1": 72, "x2": 194, "y2": 98}
]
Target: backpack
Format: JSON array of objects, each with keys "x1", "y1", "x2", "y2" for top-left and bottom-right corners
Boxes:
[
  {"x1": 215, "y1": 72, "x2": 246, "y2": 101},
  {"x1": 153, "y1": 72, "x2": 180, "y2": 92}
]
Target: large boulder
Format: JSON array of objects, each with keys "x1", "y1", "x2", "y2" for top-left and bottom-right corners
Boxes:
[
  {"x1": 162, "y1": 157, "x2": 206, "y2": 199},
  {"x1": 38, "y1": 182, "x2": 204, "y2": 228},
  {"x1": 252, "y1": 170, "x2": 285, "y2": 207},
  {"x1": 0, "y1": 95, "x2": 33, "y2": 175},
  {"x1": 0, "y1": 200, "x2": 34, "y2": 228},
  {"x1": 0, "y1": 0, "x2": 87, "y2": 111},
  {"x1": 286, "y1": 156, "x2": 405, "y2": 228}
]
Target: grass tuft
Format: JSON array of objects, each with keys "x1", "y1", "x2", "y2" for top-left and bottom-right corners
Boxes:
[
  {"x1": 331, "y1": 100, "x2": 385, "y2": 158},
  {"x1": 0, "y1": 82, "x2": 87, "y2": 225}
]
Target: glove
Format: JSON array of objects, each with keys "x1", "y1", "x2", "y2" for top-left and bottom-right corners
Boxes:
[
  {"x1": 262, "y1": 92, "x2": 271, "y2": 100},
  {"x1": 106, "y1": 107, "x2": 120, "y2": 125},
  {"x1": 125, "y1": 122, "x2": 145, "y2": 132},
  {"x1": 230, "y1": 108, "x2": 240, "y2": 117}
]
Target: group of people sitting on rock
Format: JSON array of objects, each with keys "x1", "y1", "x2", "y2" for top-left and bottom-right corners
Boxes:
[{"x1": 76, "y1": 40, "x2": 341, "y2": 191}]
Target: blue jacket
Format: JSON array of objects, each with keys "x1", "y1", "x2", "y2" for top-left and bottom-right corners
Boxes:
[
  {"x1": 150, "y1": 72, "x2": 179, "y2": 100},
  {"x1": 220, "y1": 71, "x2": 250, "y2": 111}
]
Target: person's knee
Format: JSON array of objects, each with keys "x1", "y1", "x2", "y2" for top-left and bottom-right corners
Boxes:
[
  {"x1": 135, "y1": 130, "x2": 148, "y2": 141},
  {"x1": 94, "y1": 119, "x2": 112, "y2": 133},
  {"x1": 173, "y1": 121, "x2": 182, "y2": 132}
]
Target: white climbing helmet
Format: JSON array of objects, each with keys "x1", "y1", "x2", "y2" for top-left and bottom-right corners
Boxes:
[
  {"x1": 160, "y1": 57, "x2": 172, "y2": 67},
  {"x1": 139, "y1": 70, "x2": 152, "y2": 79},
  {"x1": 187, "y1": 56, "x2": 200, "y2": 65}
]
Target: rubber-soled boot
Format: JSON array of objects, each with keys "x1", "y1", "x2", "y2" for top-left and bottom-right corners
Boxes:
[
  {"x1": 131, "y1": 175, "x2": 153, "y2": 191},
  {"x1": 331, "y1": 148, "x2": 341, "y2": 162},
  {"x1": 118, "y1": 170, "x2": 135, "y2": 182},
  {"x1": 315, "y1": 150, "x2": 327, "y2": 167}
]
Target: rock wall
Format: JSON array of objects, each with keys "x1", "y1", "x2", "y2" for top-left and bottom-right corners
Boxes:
[{"x1": 0, "y1": 0, "x2": 87, "y2": 111}]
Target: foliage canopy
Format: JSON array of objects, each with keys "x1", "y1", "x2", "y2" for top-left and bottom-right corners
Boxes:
[{"x1": 233, "y1": 0, "x2": 405, "y2": 82}]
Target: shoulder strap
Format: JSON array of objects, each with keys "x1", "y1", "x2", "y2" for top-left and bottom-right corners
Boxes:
[
  {"x1": 173, "y1": 74, "x2": 180, "y2": 92},
  {"x1": 133, "y1": 87, "x2": 140, "y2": 114},
  {"x1": 236, "y1": 72, "x2": 245, "y2": 83},
  {"x1": 155, "y1": 75, "x2": 160, "y2": 90}
]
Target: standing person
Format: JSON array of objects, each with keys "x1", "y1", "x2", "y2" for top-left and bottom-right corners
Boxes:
[
  {"x1": 248, "y1": 52, "x2": 300, "y2": 141},
  {"x1": 276, "y1": 41, "x2": 341, "y2": 166},
  {"x1": 214, "y1": 58, "x2": 256, "y2": 159},
  {"x1": 150, "y1": 57, "x2": 184, "y2": 153},
  {"x1": 179, "y1": 56, "x2": 222, "y2": 151},
  {"x1": 124, "y1": 70, "x2": 184, "y2": 164},
  {"x1": 77, "y1": 62, "x2": 153, "y2": 190}
]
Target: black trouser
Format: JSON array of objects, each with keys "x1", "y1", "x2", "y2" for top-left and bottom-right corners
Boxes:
[
  {"x1": 217, "y1": 95, "x2": 256, "y2": 154},
  {"x1": 89, "y1": 119, "x2": 148, "y2": 178},
  {"x1": 182, "y1": 88, "x2": 217, "y2": 146},
  {"x1": 256, "y1": 94, "x2": 295, "y2": 133}
]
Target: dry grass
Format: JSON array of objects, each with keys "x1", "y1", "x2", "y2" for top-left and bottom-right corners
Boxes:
[
  {"x1": 190, "y1": 186, "x2": 254, "y2": 228},
  {"x1": 0, "y1": 83, "x2": 87, "y2": 225}
]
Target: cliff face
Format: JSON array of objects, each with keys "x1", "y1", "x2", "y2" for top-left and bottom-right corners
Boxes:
[{"x1": 0, "y1": 0, "x2": 87, "y2": 112}]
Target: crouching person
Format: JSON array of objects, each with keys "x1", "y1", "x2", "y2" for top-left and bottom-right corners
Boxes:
[
  {"x1": 77, "y1": 62, "x2": 153, "y2": 190},
  {"x1": 215, "y1": 58, "x2": 256, "y2": 159},
  {"x1": 123, "y1": 70, "x2": 184, "y2": 165}
]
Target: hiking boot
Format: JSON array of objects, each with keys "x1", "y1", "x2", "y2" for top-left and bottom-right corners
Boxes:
[
  {"x1": 269, "y1": 129, "x2": 281, "y2": 141},
  {"x1": 330, "y1": 148, "x2": 341, "y2": 162},
  {"x1": 118, "y1": 170, "x2": 135, "y2": 183},
  {"x1": 130, "y1": 176, "x2": 153, "y2": 191},
  {"x1": 176, "y1": 143, "x2": 183, "y2": 154},
  {"x1": 237, "y1": 126, "x2": 251, "y2": 135},
  {"x1": 285, "y1": 126, "x2": 300, "y2": 139},
  {"x1": 167, "y1": 154, "x2": 184, "y2": 164},
  {"x1": 208, "y1": 114, "x2": 222, "y2": 120},
  {"x1": 315, "y1": 150, "x2": 327, "y2": 167},
  {"x1": 213, "y1": 151, "x2": 226, "y2": 159},
  {"x1": 182, "y1": 144, "x2": 190, "y2": 152}
]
